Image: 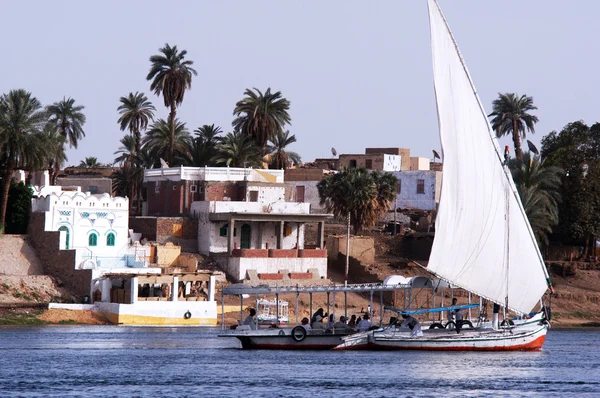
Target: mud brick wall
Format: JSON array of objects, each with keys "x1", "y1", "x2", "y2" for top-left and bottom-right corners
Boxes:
[
  {"x1": 27, "y1": 213, "x2": 91, "y2": 297},
  {"x1": 205, "y1": 182, "x2": 242, "y2": 201},
  {"x1": 129, "y1": 217, "x2": 158, "y2": 241}
]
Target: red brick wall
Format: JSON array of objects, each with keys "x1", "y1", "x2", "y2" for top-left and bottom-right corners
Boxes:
[
  {"x1": 290, "y1": 272, "x2": 313, "y2": 279},
  {"x1": 232, "y1": 249, "x2": 269, "y2": 258},
  {"x1": 146, "y1": 181, "x2": 185, "y2": 216},
  {"x1": 259, "y1": 273, "x2": 284, "y2": 280},
  {"x1": 27, "y1": 213, "x2": 91, "y2": 298},
  {"x1": 268, "y1": 249, "x2": 298, "y2": 258},
  {"x1": 128, "y1": 217, "x2": 158, "y2": 241},
  {"x1": 205, "y1": 182, "x2": 242, "y2": 201},
  {"x1": 298, "y1": 249, "x2": 327, "y2": 258}
]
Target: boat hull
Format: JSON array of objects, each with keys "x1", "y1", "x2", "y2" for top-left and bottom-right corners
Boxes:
[
  {"x1": 336, "y1": 324, "x2": 548, "y2": 351},
  {"x1": 222, "y1": 329, "x2": 349, "y2": 350}
]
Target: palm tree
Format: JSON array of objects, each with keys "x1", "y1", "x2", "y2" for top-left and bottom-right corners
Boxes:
[
  {"x1": 232, "y1": 87, "x2": 291, "y2": 147},
  {"x1": 113, "y1": 134, "x2": 138, "y2": 165},
  {"x1": 113, "y1": 136, "x2": 153, "y2": 214},
  {"x1": 79, "y1": 157, "x2": 100, "y2": 168},
  {"x1": 40, "y1": 126, "x2": 68, "y2": 185},
  {"x1": 268, "y1": 130, "x2": 301, "y2": 169},
  {"x1": 143, "y1": 117, "x2": 192, "y2": 167},
  {"x1": 46, "y1": 97, "x2": 86, "y2": 149},
  {"x1": 489, "y1": 93, "x2": 538, "y2": 162},
  {"x1": 146, "y1": 43, "x2": 197, "y2": 165},
  {"x1": 212, "y1": 131, "x2": 264, "y2": 168},
  {"x1": 0, "y1": 89, "x2": 47, "y2": 232},
  {"x1": 186, "y1": 124, "x2": 223, "y2": 166},
  {"x1": 509, "y1": 152, "x2": 563, "y2": 245},
  {"x1": 117, "y1": 92, "x2": 155, "y2": 154},
  {"x1": 317, "y1": 167, "x2": 397, "y2": 234}
]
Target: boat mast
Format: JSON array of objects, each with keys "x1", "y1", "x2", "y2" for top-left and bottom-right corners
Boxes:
[{"x1": 504, "y1": 148, "x2": 510, "y2": 318}]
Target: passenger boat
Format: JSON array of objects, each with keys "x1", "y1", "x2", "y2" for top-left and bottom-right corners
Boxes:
[
  {"x1": 229, "y1": 325, "x2": 352, "y2": 350},
  {"x1": 256, "y1": 298, "x2": 289, "y2": 326},
  {"x1": 334, "y1": 0, "x2": 553, "y2": 352}
]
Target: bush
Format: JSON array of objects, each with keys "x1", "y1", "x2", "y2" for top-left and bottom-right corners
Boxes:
[{"x1": 5, "y1": 181, "x2": 33, "y2": 234}]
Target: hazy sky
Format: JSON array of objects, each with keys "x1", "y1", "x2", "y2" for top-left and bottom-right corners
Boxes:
[{"x1": 1, "y1": 1, "x2": 598, "y2": 166}]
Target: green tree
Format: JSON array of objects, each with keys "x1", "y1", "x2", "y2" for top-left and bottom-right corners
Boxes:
[
  {"x1": 186, "y1": 124, "x2": 223, "y2": 166},
  {"x1": 113, "y1": 136, "x2": 153, "y2": 214},
  {"x1": 147, "y1": 43, "x2": 197, "y2": 165},
  {"x1": 117, "y1": 92, "x2": 155, "y2": 154},
  {"x1": 317, "y1": 167, "x2": 397, "y2": 234},
  {"x1": 0, "y1": 89, "x2": 47, "y2": 233},
  {"x1": 5, "y1": 181, "x2": 33, "y2": 234},
  {"x1": 143, "y1": 117, "x2": 192, "y2": 167},
  {"x1": 40, "y1": 126, "x2": 68, "y2": 185},
  {"x1": 233, "y1": 87, "x2": 291, "y2": 147},
  {"x1": 509, "y1": 152, "x2": 563, "y2": 246},
  {"x1": 268, "y1": 130, "x2": 301, "y2": 169},
  {"x1": 46, "y1": 97, "x2": 86, "y2": 149},
  {"x1": 489, "y1": 93, "x2": 538, "y2": 162},
  {"x1": 541, "y1": 121, "x2": 600, "y2": 255},
  {"x1": 79, "y1": 157, "x2": 100, "y2": 168},
  {"x1": 212, "y1": 130, "x2": 263, "y2": 168}
]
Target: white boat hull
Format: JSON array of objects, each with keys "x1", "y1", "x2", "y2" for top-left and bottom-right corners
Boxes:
[{"x1": 336, "y1": 321, "x2": 548, "y2": 352}]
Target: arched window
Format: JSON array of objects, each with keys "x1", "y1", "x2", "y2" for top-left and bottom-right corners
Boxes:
[
  {"x1": 58, "y1": 226, "x2": 70, "y2": 250},
  {"x1": 107, "y1": 232, "x2": 116, "y2": 247},
  {"x1": 89, "y1": 233, "x2": 98, "y2": 247}
]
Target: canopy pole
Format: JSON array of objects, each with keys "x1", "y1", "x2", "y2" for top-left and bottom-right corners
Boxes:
[
  {"x1": 327, "y1": 292, "x2": 330, "y2": 318},
  {"x1": 309, "y1": 293, "x2": 313, "y2": 321},
  {"x1": 221, "y1": 289, "x2": 225, "y2": 331},
  {"x1": 379, "y1": 290, "x2": 383, "y2": 327},
  {"x1": 344, "y1": 291, "x2": 348, "y2": 319},
  {"x1": 276, "y1": 290, "x2": 280, "y2": 328},
  {"x1": 239, "y1": 295, "x2": 243, "y2": 326},
  {"x1": 295, "y1": 288, "x2": 299, "y2": 326},
  {"x1": 468, "y1": 292, "x2": 472, "y2": 321}
]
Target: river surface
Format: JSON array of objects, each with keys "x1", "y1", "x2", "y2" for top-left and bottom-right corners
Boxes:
[{"x1": 0, "y1": 326, "x2": 598, "y2": 397}]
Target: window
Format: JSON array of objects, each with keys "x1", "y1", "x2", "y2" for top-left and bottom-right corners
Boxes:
[
  {"x1": 365, "y1": 159, "x2": 373, "y2": 169},
  {"x1": 249, "y1": 191, "x2": 258, "y2": 202},
  {"x1": 59, "y1": 226, "x2": 70, "y2": 250},
  {"x1": 396, "y1": 180, "x2": 402, "y2": 194},
  {"x1": 89, "y1": 233, "x2": 98, "y2": 247},
  {"x1": 89, "y1": 186, "x2": 98, "y2": 194},
  {"x1": 219, "y1": 224, "x2": 236, "y2": 237},
  {"x1": 283, "y1": 223, "x2": 293, "y2": 237},
  {"x1": 349, "y1": 159, "x2": 357, "y2": 168},
  {"x1": 107, "y1": 232, "x2": 116, "y2": 247},
  {"x1": 417, "y1": 179, "x2": 425, "y2": 194},
  {"x1": 190, "y1": 184, "x2": 198, "y2": 193}
]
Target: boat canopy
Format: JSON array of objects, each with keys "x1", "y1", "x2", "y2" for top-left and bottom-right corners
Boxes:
[
  {"x1": 383, "y1": 275, "x2": 451, "y2": 290},
  {"x1": 384, "y1": 304, "x2": 479, "y2": 316}
]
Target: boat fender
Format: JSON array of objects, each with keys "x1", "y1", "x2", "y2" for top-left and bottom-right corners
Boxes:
[
  {"x1": 278, "y1": 330, "x2": 285, "y2": 336},
  {"x1": 291, "y1": 326, "x2": 307, "y2": 342},
  {"x1": 462, "y1": 320, "x2": 473, "y2": 329},
  {"x1": 445, "y1": 321, "x2": 456, "y2": 329},
  {"x1": 429, "y1": 323, "x2": 444, "y2": 329},
  {"x1": 184, "y1": 311, "x2": 192, "y2": 319}
]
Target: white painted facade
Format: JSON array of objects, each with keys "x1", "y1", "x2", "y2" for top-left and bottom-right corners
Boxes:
[
  {"x1": 31, "y1": 188, "x2": 150, "y2": 273},
  {"x1": 393, "y1": 171, "x2": 442, "y2": 211},
  {"x1": 144, "y1": 166, "x2": 284, "y2": 183},
  {"x1": 410, "y1": 157, "x2": 431, "y2": 171},
  {"x1": 192, "y1": 201, "x2": 311, "y2": 254},
  {"x1": 383, "y1": 154, "x2": 402, "y2": 171},
  {"x1": 226, "y1": 257, "x2": 326, "y2": 281}
]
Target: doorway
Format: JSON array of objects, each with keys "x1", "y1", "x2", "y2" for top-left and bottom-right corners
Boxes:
[{"x1": 240, "y1": 224, "x2": 251, "y2": 249}]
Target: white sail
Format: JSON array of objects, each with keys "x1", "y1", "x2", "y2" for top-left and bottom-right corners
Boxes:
[{"x1": 426, "y1": 0, "x2": 550, "y2": 314}]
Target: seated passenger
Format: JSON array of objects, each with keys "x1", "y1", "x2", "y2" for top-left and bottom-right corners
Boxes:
[
  {"x1": 311, "y1": 308, "x2": 324, "y2": 325},
  {"x1": 348, "y1": 315, "x2": 357, "y2": 329},
  {"x1": 357, "y1": 314, "x2": 372, "y2": 332},
  {"x1": 400, "y1": 313, "x2": 423, "y2": 337},
  {"x1": 301, "y1": 317, "x2": 312, "y2": 332},
  {"x1": 243, "y1": 308, "x2": 257, "y2": 330},
  {"x1": 332, "y1": 316, "x2": 351, "y2": 333},
  {"x1": 312, "y1": 315, "x2": 327, "y2": 333}
]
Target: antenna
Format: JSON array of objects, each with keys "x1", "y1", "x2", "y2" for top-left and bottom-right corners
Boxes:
[
  {"x1": 331, "y1": 147, "x2": 337, "y2": 157},
  {"x1": 526, "y1": 140, "x2": 539, "y2": 155},
  {"x1": 432, "y1": 149, "x2": 441, "y2": 161}
]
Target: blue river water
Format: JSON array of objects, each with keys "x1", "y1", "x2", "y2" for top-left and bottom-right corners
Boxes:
[{"x1": 0, "y1": 326, "x2": 598, "y2": 397}]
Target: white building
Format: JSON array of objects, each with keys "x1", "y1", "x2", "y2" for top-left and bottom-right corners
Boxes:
[
  {"x1": 393, "y1": 171, "x2": 442, "y2": 211},
  {"x1": 31, "y1": 188, "x2": 149, "y2": 274},
  {"x1": 146, "y1": 166, "x2": 331, "y2": 282}
]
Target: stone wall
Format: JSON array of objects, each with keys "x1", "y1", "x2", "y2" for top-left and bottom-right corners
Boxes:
[
  {"x1": 326, "y1": 235, "x2": 375, "y2": 265},
  {"x1": 0, "y1": 235, "x2": 44, "y2": 275},
  {"x1": 129, "y1": 216, "x2": 198, "y2": 252},
  {"x1": 27, "y1": 212, "x2": 91, "y2": 297}
]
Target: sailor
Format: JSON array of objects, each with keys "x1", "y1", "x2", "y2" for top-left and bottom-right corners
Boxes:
[
  {"x1": 400, "y1": 313, "x2": 423, "y2": 337},
  {"x1": 243, "y1": 308, "x2": 257, "y2": 330},
  {"x1": 450, "y1": 298, "x2": 464, "y2": 334}
]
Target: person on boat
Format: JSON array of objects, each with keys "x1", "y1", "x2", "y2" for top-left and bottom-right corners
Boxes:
[
  {"x1": 301, "y1": 317, "x2": 312, "y2": 332},
  {"x1": 326, "y1": 314, "x2": 335, "y2": 330},
  {"x1": 311, "y1": 308, "x2": 324, "y2": 325},
  {"x1": 449, "y1": 298, "x2": 464, "y2": 333},
  {"x1": 312, "y1": 315, "x2": 327, "y2": 333},
  {"x1": 357, "y1": 314, "x2": 372, "y2": 332},
  {"x1": 400, "y1": 313, "x2": 423, "y2": 337},
  {"x1": 388, "y1": 316, "x2": 398, "y2": 327},
  {"x1": 348, "y1": 315, "x2": 357, "y2": 329},
  {"x1": 332, "y1": 316, "x2": 351, "y2": 333},
  {"x1": 243, "y1": 308, "x2": 257, "y2": 330}
]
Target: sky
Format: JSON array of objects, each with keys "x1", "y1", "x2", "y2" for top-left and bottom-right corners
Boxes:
[{"x1": 1, "y1": 0, "x2": 599, "y2": 167}]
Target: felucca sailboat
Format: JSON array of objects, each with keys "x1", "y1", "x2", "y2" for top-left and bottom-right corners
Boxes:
[{"x1": 335, "y1": 0, "x2": 553, "y2": 351}]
